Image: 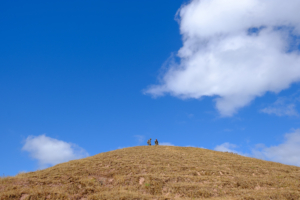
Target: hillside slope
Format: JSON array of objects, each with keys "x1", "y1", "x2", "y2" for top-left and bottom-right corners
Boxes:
[{"x1": 1, "y1": 146, "x2": 300, "y2": 200}]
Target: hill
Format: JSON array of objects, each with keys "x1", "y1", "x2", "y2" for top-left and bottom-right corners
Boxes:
[{"x1": 1, "y1": 146, "x2": 300, "y2": 200}]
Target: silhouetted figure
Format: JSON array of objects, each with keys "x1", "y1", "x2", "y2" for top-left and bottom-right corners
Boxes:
[
  {"x1": 147, "y1": 138, "x2": 152, "y2": 146},
  {"x1": 155, "y1": 139, "x2": 159, "y2": 145}
]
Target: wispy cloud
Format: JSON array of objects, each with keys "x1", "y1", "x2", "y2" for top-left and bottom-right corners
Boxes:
[
  {"x1": 260, "y1": 97, "x2": 299, "y2": 117},
  {"x1": 134, "y1": 135, "x2": 145, "y2": 145},
  {"x1": 160, "y1": 142, "x2": 175, "y2": 146},
  {"x1": 187, "y1": 113, "x2": 194, "y2": 118},
  {"x1": 145, "y1": 0, "x2": 300, "y2": 117},
  {"x1": 22, "y1": 134, "x2": 89, "y2": 169},
  {"x1": 214, "y1": 142, "x2": 239, "y2": 153}
]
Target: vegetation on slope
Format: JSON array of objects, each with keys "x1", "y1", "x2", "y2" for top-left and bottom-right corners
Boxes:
[{"x1": 1, "y1": 146, "x2": 300, "y2": 200}]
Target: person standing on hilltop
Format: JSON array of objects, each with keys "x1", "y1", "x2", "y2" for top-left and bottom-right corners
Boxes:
[
  {"x1": 147, "y1": 138, "x2": 152, "y2": 146},
  {"x1": 155, "y1": 139, "x2": 159, "y2": 145}
]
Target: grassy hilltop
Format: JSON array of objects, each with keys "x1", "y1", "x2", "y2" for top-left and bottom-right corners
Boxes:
[{"x1": 1, "y1": 146, "x2": 300, "y2": 200}]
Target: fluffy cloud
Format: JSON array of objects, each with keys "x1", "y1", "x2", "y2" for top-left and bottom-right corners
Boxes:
[
  {"x1": 252, "y1": 129, "x2": 300, "y2": 166},
  {"x1": 146, "y1": 0, "x2": 300, "y2": 116},
  {"x1": 22, "y1": 135, "x2": 89, "y2": 168},
  {"x1": 215, "y1": 129, "x2": 300, "y2": 166}
]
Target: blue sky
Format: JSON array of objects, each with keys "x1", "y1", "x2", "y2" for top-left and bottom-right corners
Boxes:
[{"x1": 1, "y1": 0, "x2": 300, "y2": 176}]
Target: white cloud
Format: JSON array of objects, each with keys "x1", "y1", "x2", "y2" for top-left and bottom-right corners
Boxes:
[
  {"x1": 214, "y1": 129, "x2": 300, "y2": 166},
  {"x1": 145, "y1": 0, "x2": 300, "y2": 116},
  {"x1": 22, "y1": 134, "x2": 89, "y2": 168},
  {"x1": 253, "y1": 129, "x2": 300, "y2": 166},
  {"x1": 160, "y1": 142, "x2": 175, "y2": 146},
  {"x1": 260, "y1": 97, "x2": 299, "y2": 116},
  {"x1": 214, "y1": 142, "x2": 239, "y2": 153}
]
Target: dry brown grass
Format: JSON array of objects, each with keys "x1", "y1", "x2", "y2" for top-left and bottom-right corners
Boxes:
[{"x1": 1, "y1": 146, "x2": 300, "y2": 200}]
